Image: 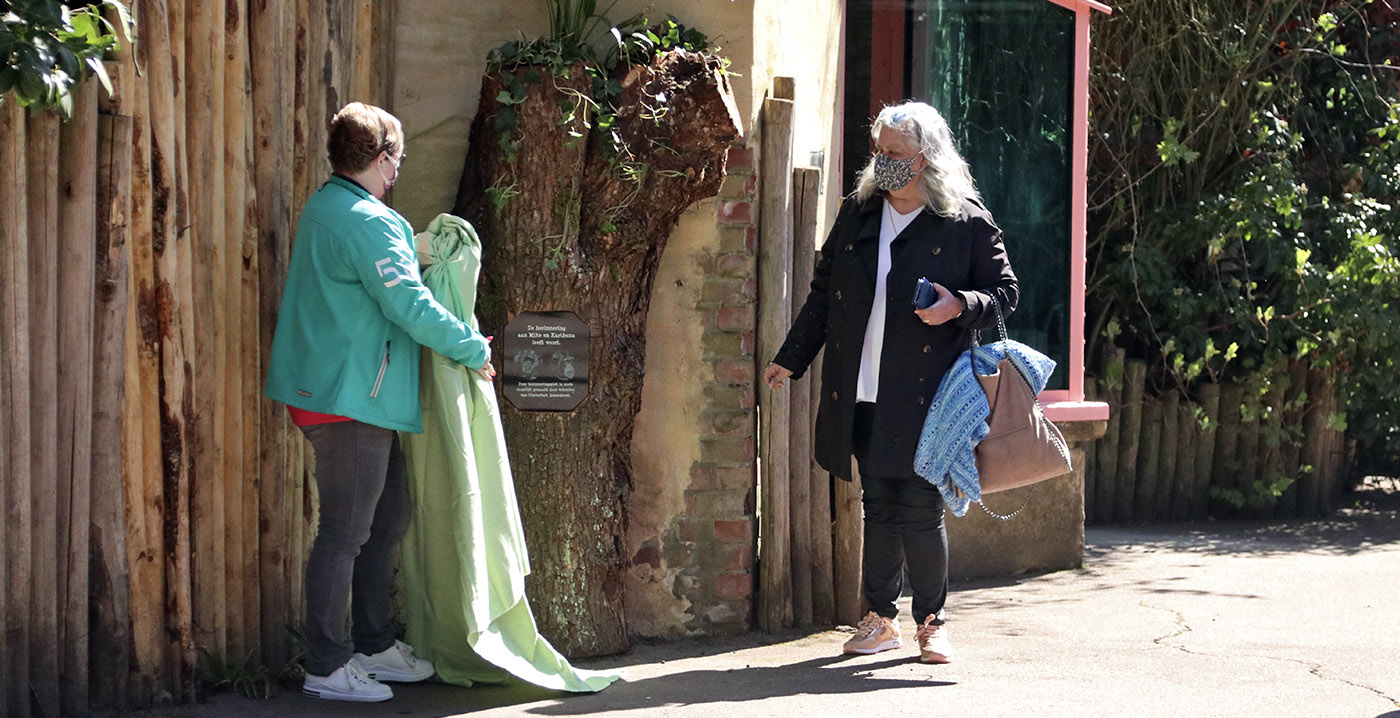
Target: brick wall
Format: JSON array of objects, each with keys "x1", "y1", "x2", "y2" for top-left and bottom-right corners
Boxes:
[{"x1": 670, "y1": 143, "x2": 761, "y2": 633}]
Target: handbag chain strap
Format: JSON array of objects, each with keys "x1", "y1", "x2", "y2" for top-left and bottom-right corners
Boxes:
[{"x1": 976, "y1": 294, "x2": 1037, "y2": 522}]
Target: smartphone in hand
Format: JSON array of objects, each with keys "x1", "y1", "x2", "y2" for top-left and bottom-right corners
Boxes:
[{"x1": 912, "y1": 277, "x2": 936, "y2": 309}]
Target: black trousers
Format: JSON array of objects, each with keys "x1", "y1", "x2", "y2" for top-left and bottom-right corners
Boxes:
[{"x1": 853, "y1": 402, "x2": 949, "y2": 625}]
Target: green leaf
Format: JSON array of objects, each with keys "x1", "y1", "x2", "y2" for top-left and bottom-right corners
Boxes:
[
  {"x1": 85, "y1": 55, "x2": 112, "y2": 95},
  {"x1": 1295, "y1": 248, "x2": 1311, "y2": 271}
]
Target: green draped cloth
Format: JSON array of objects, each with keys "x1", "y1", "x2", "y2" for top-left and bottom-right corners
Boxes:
[{"x1": 399, "y1": 213, "x2": 619, "y2": 692}]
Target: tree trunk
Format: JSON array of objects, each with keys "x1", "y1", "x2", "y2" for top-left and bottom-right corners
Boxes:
[{"x1": 455, "y1": 50, "x2": 741, "y2": 657}]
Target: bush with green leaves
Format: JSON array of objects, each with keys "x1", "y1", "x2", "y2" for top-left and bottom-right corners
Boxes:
[
  {"x1": 1088, "y1": 0, "x2": 1400, "y2": 481},
  {"x1": 1, "y1": 0, "x2": 132, "y2": 117}
]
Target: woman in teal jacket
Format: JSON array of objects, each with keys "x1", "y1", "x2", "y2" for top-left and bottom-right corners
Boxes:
[{"x1": 264, "y1": 102, "x2": 493, "y2": 703}]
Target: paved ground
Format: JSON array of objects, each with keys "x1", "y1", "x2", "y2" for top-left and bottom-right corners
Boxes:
[{"x1": 128, "y1": 485, "x2": 1400, "y2": 718}]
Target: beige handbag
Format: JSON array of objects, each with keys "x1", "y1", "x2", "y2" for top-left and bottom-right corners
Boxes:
[
  {"x1": 974, "y1": 357, "x2": 1072, "y2": 493},
  {"x1": 970, "y1": 298, "x2": 1072, "y2": 518}
]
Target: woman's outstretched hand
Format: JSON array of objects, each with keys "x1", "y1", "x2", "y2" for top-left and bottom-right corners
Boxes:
[
  {"x1": 475, "y1": 335, "x2": 496, "y2": 381},
  {"x1": 914, "y1": 282, "x2": 963, "y2": 326},
  {"x1": 763, "y1": 363, "x2": 793, "y2": 390}
]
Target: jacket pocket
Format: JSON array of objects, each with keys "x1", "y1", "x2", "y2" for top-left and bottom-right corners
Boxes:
[{"x1": 370, "y1": 341, "x2": 390, "y2": 399}]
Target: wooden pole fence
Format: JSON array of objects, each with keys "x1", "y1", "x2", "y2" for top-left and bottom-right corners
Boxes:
[
  {"x1": 1082, "y1": 350, "x2": 1349, "y2": 525},
  {"x1": 0, "y1": 0, "x2": 389, "y2": 711},
  {"x1": 757, "y1": 76, "x2": 795, "y2": 632}
]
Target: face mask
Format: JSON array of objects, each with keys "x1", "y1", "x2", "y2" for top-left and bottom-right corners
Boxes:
[
  {"x1": 378, "y1": 152, "x2": 400, "y2": 195},
  {"x1": 873, "y1": 153, "x2": 918, "y2": 192}
]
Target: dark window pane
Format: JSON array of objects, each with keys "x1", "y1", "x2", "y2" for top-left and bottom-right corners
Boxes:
[{"x1": 913, "y1": 0, "x2": 1075, "y2": 389}]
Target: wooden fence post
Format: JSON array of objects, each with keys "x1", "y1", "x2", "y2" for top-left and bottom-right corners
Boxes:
[
  {"x1": 57, "y1": 83, "x2": 100, "y2": 716},
  {"x1": 185, "y1": 0, "x2": 229, "y2": 659},
  {"x1": 92, "y1": 111, "x2": 135, "y2": 710},
  {"x1": 1259, "y1": 377, "x2": 1287, "y2": 518},
  {"x1": 1115, "y1": 359, "x2": 1146, "y2": 522},
  {"x1": 147, "y1": 0, "x2": 199, "y2": 694},
  {"x1": 789, "y1": 166, "x2": 820, "y2": 627},
  {"x1": 221, "y1": 0, "x2": 254, "y2": 657},
  {"x1": 1193, "y1": 383, "x2": 1219, "y2": 520},
  {"x1": 2, "y1": 96, "x2": 34, "y2": 718},
  {"x1": 1328, "y1": 368, "x2": 1346, "y2": 510},
  {"x1": 808, "y1": 349, "x2": 834, "y2": 626},
  {"x1": 1155, "y1": 390, "x2": 1179, "y2": 520},
  {"x1": 1133, "y1": 392, "x2": 1162, "y2": 522},
  {"x1": 833, "y1": 459, "x2": 863, "y2": 626},
  {"x1": 28, "y1": 108, "x2": 63, "y2": 718},
  {"x1": 250, "y1": 0, "x2": 298, "y2": 668},
  {"x1": 757, "y1": 77, "x2": 795, "y2": 632},
  {"x1": 1212, "y1": 383, "x2": 1243, "y2": 517},
  {"x1": 1170, "y1": 395, "x2": 1194, "y2": 522},
  {"x1": 1236, "y1": 388, "x2": 1262, "y2": 516},
  {"x1": 1094, "y1": 347, "x2": 1125, "y2": 523}
]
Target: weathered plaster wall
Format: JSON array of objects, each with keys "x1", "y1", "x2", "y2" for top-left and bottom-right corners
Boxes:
[
  {"x1": 391, "y1": 2, "x2": 547, "y2": 229},
  {"x1": 752, "y1": 0, "x2": 846, "y2": 233}
]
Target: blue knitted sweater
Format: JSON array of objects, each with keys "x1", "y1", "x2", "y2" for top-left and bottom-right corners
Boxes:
[{"x1": 912, "y1": 340, "x2": 1057, "y2": 516}]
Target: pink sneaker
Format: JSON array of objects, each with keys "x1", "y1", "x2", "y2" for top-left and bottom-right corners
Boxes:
[
  {"x1": 843, "y1": 611, "x2": 903, "y2": 655},
  {"x1": 916, "y1": 615, "x2": 954, "y2": 664}
]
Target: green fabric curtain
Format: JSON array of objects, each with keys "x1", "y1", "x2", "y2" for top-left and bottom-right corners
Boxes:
[{"x1": 399, "y1": 213, "x2": 619, "y2": 692}]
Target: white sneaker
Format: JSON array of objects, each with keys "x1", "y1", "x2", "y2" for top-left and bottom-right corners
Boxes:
[
  {"x1": 302, "y1": 659, "x2": 393, "y2": 702},
  {"x1": 354, "y1": 640, "x2": 436, "y2": 683}
]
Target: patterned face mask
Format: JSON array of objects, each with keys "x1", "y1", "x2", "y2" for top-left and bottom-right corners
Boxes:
[{"x1": 873, "y1": 153, "x2": 918, "y2": 192}]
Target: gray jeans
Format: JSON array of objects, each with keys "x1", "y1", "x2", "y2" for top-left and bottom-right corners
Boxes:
[{"x1": 300, "y1": 420, "x2": 410, "y2": 677}]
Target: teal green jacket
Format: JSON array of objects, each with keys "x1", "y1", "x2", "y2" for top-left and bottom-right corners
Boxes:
[{"x1": 264, "y1": 176, "x2": 490, "y2": 432}]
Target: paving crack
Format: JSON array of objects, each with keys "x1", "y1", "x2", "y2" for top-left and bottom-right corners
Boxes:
[{"x1": 1140, "y1": 602, "x2": 1398, "y2": 708}]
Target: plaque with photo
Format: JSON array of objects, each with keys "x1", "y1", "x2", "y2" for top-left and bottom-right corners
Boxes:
[{"x1": 502, "y1": 311, "x2": 590, "y2": 412}]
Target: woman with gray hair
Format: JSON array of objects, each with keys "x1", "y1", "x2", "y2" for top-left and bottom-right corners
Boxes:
[{"x1": 763, "y1": 101, "x2": 1018, "y2": 663}]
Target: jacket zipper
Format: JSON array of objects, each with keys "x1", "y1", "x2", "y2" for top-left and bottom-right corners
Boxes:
[{"x1": 370, "y1": 341, "x2": 390, "y2": 398}]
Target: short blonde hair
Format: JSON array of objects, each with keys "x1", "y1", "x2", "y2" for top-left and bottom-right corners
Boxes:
[{"x1": 327, "y1": 102, "x2": 403, "y2": 175}]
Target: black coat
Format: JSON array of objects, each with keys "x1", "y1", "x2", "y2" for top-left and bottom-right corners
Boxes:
[{"x1": 772, "y1": 194, "x2": 1019, "y2": 480}]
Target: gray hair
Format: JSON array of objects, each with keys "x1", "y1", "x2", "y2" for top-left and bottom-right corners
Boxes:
[{"x1": 855, "y1": 101, "x2": 980, "y2": 219}]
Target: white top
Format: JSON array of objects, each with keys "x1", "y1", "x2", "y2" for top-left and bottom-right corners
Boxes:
[{"x1": 857, "y1": 199, "x2": 922, "y2": 403}]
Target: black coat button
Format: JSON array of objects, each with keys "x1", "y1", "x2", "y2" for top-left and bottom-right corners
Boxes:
[
  {"x1": 831, "y1": 391, "x2": 838, "y2": 400},
  {"x1": 845, "y1": 244, "x2": 853, "y2": 251},
  {"x1": 835, "y1": 290, "x2": 842, "y2": 300},
  {"x1": 917, "y1": 396, "x2": 925, "y2": 405},
  {"x1": 932, "y1": 247, "x2": 942, "y2": 255},
  {"x1": 923, "y1": 345, "x2": 931, "y2": 353}
]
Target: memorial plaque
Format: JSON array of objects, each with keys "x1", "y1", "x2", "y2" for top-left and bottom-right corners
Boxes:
[{"x1": 502, "y1": 311, "x2": 591, "y2": 412}]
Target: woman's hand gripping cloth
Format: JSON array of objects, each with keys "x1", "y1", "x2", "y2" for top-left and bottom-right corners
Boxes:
[
  {"x1": 912, "y1": 340, "x2": 1057, "y2": 516},
  {"x1": 399, "y1": 213, "x2": 619, "y2": 691}
]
